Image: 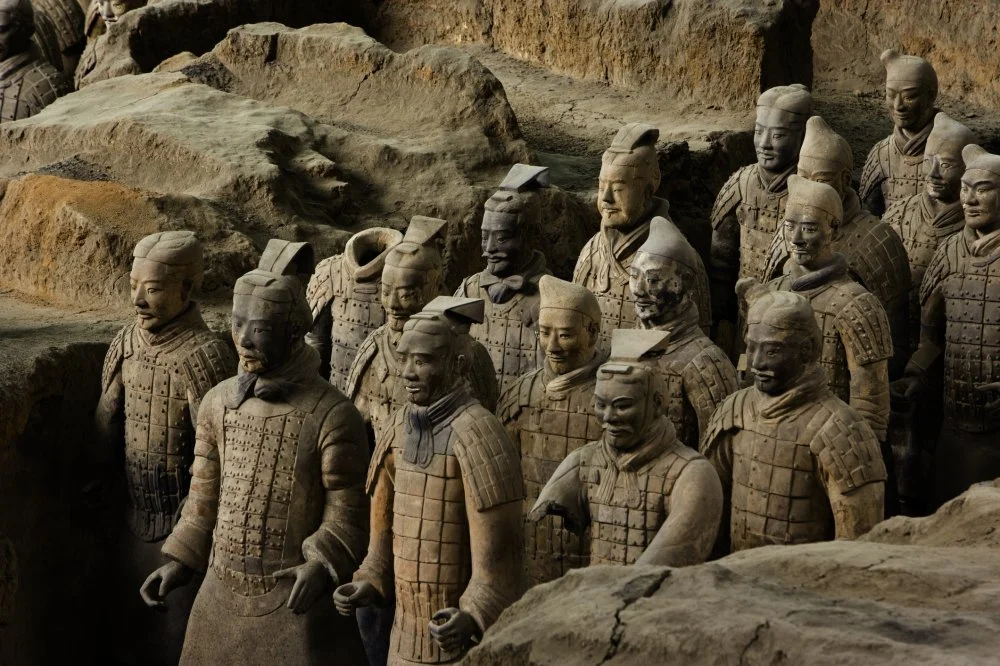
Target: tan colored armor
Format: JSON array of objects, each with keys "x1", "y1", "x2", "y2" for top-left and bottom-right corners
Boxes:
[
  {"x1": 32, "y1": 0, "x2": 84, "y2": 76},
  {"x1": 860, "y1": 127, "x2": 932, "y2": 215},
  {"x1": 98, "y1": 306, "x2": 235, "y2": 542},
  {"x1": 306, "y1": 228, "x2": 403, "y2": 392},
  {"x1": 0, "y1": 51, "x2": 68, "y2": 122},
  {"x1": 702, "y1": 372, "x2": 887, "y2": 552},
  {"x1": 497, "y1": 355, "x2": 603, "y2": 585}
]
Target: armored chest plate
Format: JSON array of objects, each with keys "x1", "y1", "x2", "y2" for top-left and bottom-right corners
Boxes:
[
  {"x1": 329, "y1": 277, "x2": 385, "y2": 392},
  {"x1": 470, "y1": 293, "x2": 542, "y2": 396},
  {"x1": 736, "y1": 183, "x2": 786, "y2": 282}
]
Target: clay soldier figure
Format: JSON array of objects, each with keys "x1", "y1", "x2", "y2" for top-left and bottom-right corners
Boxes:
[
  {"x1": 702, "y1": 286, "x2": 886, "y2": 553},
  {"x1": 334, "y1": 297, "x2": 524, "y2": 666},
  {"x1": 860, "y1": 50, "x2": 939, "y2": 216},
  {"x1": 884, "y1": 112, "x2": 976, "y2": 353},
  {"x1": 574, "y1": 122, "x2": 711, "y2": 348},
  {"x1": 31, "y1": 0, "x2": 85, "y2": 78},
  {"x1": 710, "y1": 84, "x2": 812, "y2": 359},
  {"x1": 497, "y1": 275, "x2": 605, "y2": 586},
  {"x1": 0, "y1": 0, "x2": 68, "y2": 122},
  {"x1": 629, "y1": 217, "x2": 738, "y2": 449},
  {"x1": 347, "y1": 216, "x2": 499, "y2": 445},
  {"x1": 76, "y1": 0, "x2": 146, "y2": 87},
  {"x1": 306, "y1": 226, "x2": 404, "y2": 391},
  {"x1": 529, "y1": 328, "x2": 723, "y2": 567},
  {"x1": 893, "y1": 145, "x2": 1000, "y2": 507},
  {"x1": 456, "y1": 164, "x2": 552, "y2": 395},
  {"x1": 140, "y1": 261, "x2": 369, "y2": 664},
  {"x1": 94, "y1": 231, "x2": 236, "y2": 665}
]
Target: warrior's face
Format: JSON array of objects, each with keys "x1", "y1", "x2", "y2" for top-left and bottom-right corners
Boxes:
[
  {"x1": 782, "y1": 207, "x2": 835, "y2": 271},
  {"x1": 754, "y1": 108, "x2": 804, "y2": 173},
  {"x1": 0, "y1": 3, "x2": 32, "y2": 61},
  {"x1": 481, "y1": 214, "x2": 524, "y2": 279},
  {"x1": 629, "y1": 252, "x2": 688, "y2": 327},
  {"x1": 537, "y1": 308, "x2": 596, "y2": 376},
  {"x1": 381, "y1": 264, "x2": 434, "y2": 332},
  {"x1": 129, "y1": 258, "x2": 189, "y2": 331},
  {"x1": 746, "y1": 322, "x2": 810, "y2": 396},
  {"x1": 593, "y1": 372, "x2": 658, "y2": 451},
  {"x1": 231, "y1": 294, "x2": 293, "y2": 374},
  {"x1": 397, "y1": 327, "x2": 460, "y2": 406},
  {"x1": 961, "y1": 169, "x2": 1000, "y2": 234},
  {"x1": 598, "y1": 162, "x2": 652, "y2": 229},
  {"x1": 97, "y1": 0, "x2": 145, "y2": 25},
  {"x1": 885, "y1": 82, "x2": 935, "y2": 133},
  {"x1": 924, "y1": 147, "x2": 964, "y2": 203}
]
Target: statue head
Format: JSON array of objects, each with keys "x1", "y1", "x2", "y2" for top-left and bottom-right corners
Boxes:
[
  {"x1": 629, "y1": 216, "x2": 701, "y2": 327},
  {"x1": 537, "y1": 275, "x2": 601, "y2": 376},
  {"x1": 797, "y1": 115, "x2": 853, "y2": 199},
  {"x1": 739, "y1": 281, "x2": 821, "y2": 396},
  {"x1": 881, "y1": 49, "x2": 938, "y2": 133},
  {"x1": 754, "y1": 84, "x2": 812, "y2": 173},
  {"x1": 960, "y1": 145, "x2": 1000, "y2": 235},
  {"x1": 129, "y1": 231, "x2": 203, "y2": 331},
  {"x1": 96, "y1": 0, "x2": 147, "y2": 26},
  {"x1": 593, "y1": 329, "x2": 672, "y2": 451},
  {"x1": 481, "y1": 164, "x2": 548, "y2": 278},
  {"x1": 381, "y1": 216, "x2": 447, "y2": 331},
  {"x1": 0, "y1": 0, "x2": 34, "y2": 62},
  {"x1": 397, "y1": 296, "x2": 484, "y2": 406},
  {"x1": 598, "y1": 123, "x2": 660, "y2": 229},
  {"x1": 782, "y1": 175, "x2": 842, "y2": 271},
  {"x1": 923, "y1": 112, "x2": 975, "y2": 204},
  {"x1": 231, "y1": 270, "x2": 312, "y2": 375}
]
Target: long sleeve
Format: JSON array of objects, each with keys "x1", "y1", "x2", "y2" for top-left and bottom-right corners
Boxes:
[
  {"x1": 828, "y1": 482, "x2": 885, "y2": 540},
  {"x1": 836, "y1": 291, "x2": 894, "y2": 442},
  {"x1": 93, "y1": 366, "x2": 125, "y2": 473},
  {"x1": 906, "y1": 255, "x2": 947, "y2": 378},
  {"x1": 701, "y1": 430, "x2": 735, "y2": 557},
  {"x1": 636, "y1": 459, "x2": 723, "y2": 567},
  {"x1": 459, "y1": 495, "x2": 523, "y2": 636},
  {"x1": 305, "y1": 260, "x2": 337, "y2": 381},
  {"x1": 352, "y1": 452, "x2": 396, "y2": 602},
  {"x1": 845, "y1": 358, "x2": 890, "y2": 442},
  {"x1": 161, "y1": 389, "x2": 224, "y2": 572},
  {"x1": 683, "y1": 347, "x2": 739, "y2": 443},
  {"x1": 528, "y1": 449, "x2": 587, "y2": 534}
]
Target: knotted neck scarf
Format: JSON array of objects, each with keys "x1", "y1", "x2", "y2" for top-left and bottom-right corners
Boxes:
[
  {"x1": 892, "y1": 118, "x2": 936, "y2": 157},
  {"x1": 479, "y1": 250, "x2": 548, "y2": 304},
  {"x1": 229, "y1": 343, "x2": 322, "y2": 408},
  {"x1": 543, "y1": 350, "x2": 607, "y2": 400},
  {"x1": 135, "y1": 302, "x2": 204, "y2": 349},
  {"x1": 920, "y1": 193, "x2": 964, "y2": 236},
  {"x1": 756, "y1": 365, "x2": 829, "y2": 420},
  {"x1": 403, "y1": 382, "x2": 472, "y2": 468},
  {"x1": 595, "y1": 415, "x2": 673, "y2": 509},
  {"x1": 757, "y1": 162, "x2": 796, "y2": 194},
  {"x1": 965, "y1": 225, "x2": 1000, "y2": 264},
  {"x1": 788, "y1": 252, "x2": 848, "y2": 292}
]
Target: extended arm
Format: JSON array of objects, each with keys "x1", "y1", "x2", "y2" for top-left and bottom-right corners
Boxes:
[
  {"x1": 350, "y1": 453, "x2": 395, "y2": 603},
  {"x1": 459, "y1": 497, "x2": 524, "y2": 637},
  {"x1": 829, "y1": 483, "x2": 884, "y2": 539},
  {"x1": 527, "y1": 449, "x2": 587, "y2": 534},
  {"x1": 845, "y1": 357, "x2": 890, "y2": 443}
]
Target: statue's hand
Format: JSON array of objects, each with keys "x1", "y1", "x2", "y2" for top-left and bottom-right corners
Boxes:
[
  {"x1": 526, "y1": 501, "x2": 557, "y2": 523},
  {"x1": 974, "y1": 382, "x2": 1000, "y2": 412},
  {"x1": 428, "y1": 607, "x2": 479, "y2": 654},
  {"x1": 274, "y1": 561, "x2": 329, "y2": 615},
  {"x1": 332, "y1": 580, "x2": 382, "y2": 617},
  {"x1": 889, "y1": 376, "x2": 923, "y2": 407},
  {"x1": 139, "y1": 560, "x2": 193, "y2": 609}
]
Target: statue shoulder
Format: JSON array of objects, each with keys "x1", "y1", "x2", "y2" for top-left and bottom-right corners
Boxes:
[
  {"x1": 453, "y1": 405, "x2": 524, "y2": 511},
  {"x1": 176, "y1": 333, "x2": 238, "y2": 399},
  {"x1": 710, "y1": 166, "x2": 752, "y2": 229},
  {"x1": 306, "y1": 254, "x2": 342, "y2": 317},
  {"x1": 809, "y1": 396, "x2": 887, "y2": 495},
  {"x1": 345, "y1": 328, "x2": 382, "y2": 398},
  {"x1": 101, "y1": 323, "x2": 134, "y2": 391},
  {"x1": 365, "y1": 407, "x2": 403, "y2": 494},
  {"x1": 881, "y1": 195, "x2": 915, "y2": 233},
  {"x1": 833, "y1": 288, "x2": 893, "y2": 365},
  {"x1": 496, "y1": 368, "x2": 542, "y2": 424},
  {"x1": 700, "y1": 387, "x2": 753, "y2": 455},
  {"x1": 919, "y1": 235, "x2": 963, "y2": 304},
  {"x1": 860, "y1": 137, "x2": 891, "y2": 200},
  {"x1": 684, "y1": 338, "x2": 739, "y2": 397}
]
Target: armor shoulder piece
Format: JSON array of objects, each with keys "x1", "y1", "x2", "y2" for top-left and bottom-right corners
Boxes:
[
  {"x1": 881, "y1": 196, "x2": 910, "y2": 235},
  {"x1": 178, "y1": 335, "x2": 237, "y2": 400},
  {"x1": 835, "y1": 289, "x2": 894, "y2": 366},
  {"x1": 454, "y1": 274, "x2": 481, "y2": 298},
  {"x1": 684, "y1": 340, "x2": 740, "y2": 406},
  {"x1": 365, "y1": 407, "x2": 404, "y2": 494},
  {"x1": 572, "y1": 233, "x2": 600, "y2": 284},
  {"x1": 859, "y1": 137, "x2": 891, "y2": 201},
  {"x1": 345, "y1": 329, "x2": 381, "y2": 399},
  {"x1": 842, "y1": 219, "x2": 912, "y2": 304},
  {"x1": 710, "y1": 166, "x2": 749, "y2": 230},
  {"x1": 699, "y1": 387, "x2": 750, "y2": 456},
  {"x1": 453, "y1": 405, "x2": 524, "y2": 511},
  {"x1": 101, "y1": 324, "x2": 131, "y2": 392},
  {"x1": 467, "y1": 340, "x2": 500, "y2": 411},
  {"x1": 306, "y1": 254, "x2": 340, "y2": 318},
  {"x1": 809, "y1": 397, "x2": 887, "y2": 495},
  {"x1": 496, "y1": 368, "x2": 540, "y2": 425},
  {"x1": 919, "y1": 234, "x2": 961, "y2": 306}
]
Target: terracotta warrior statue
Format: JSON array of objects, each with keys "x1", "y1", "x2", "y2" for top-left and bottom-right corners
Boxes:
[
  {"x1": 497, "y1": 275, "x2": 605, "y2": 586},
  {"x1": 140, "y1": 259, "x2": 369, "y2": 664},
  {"x1": 861, "y1": 50, "x2": 939, "y2": 216},
  {"x1": 76, "y1": 0, "x2": 146, "y2": 87},
  {"x1": 456, "y1": 164, "x2": 552, "y2": 395},
  {"x1": 702, "y1": 286, "x2": 886, "y2": 553},
  {"x1": 346, "y1": 216, "x2": 498, "y2": 446},
  {"x1": 32, "y1": 0, "x2": 85, "y2": 78},
  {"x1": 574, "y1": 122, "x2": 710, "y2": 348},
  {"x1": 764, "y1": 115, "x2": 911, "y2": 376},
  {"x1": 94, "y1": 231, "x2": 236, "y2": 665},
  {"x1": 306, "y1": 227, "x2": 404, "y2": 391},
  {"x1": 893, "y1": 145, "x2": 1000, "y2": 507},
  {"x1": 758, "y1": 175, "x2": 894, "y2": 447},
  {"x1": 0, "y1": 0, "x2": 68, "y2": 122},
  {"x1": 710, "y1": 84, "x2": 812, "y2": 359},
  {"x1": 529, "y1": 328, "x2": 723, "y2": 567},
  {"x1": 334, "y1": 297, "x2": 524, "y2": 665},
  {"x1": 629, "y1": 216, "x2": 738, "y2": 449}
]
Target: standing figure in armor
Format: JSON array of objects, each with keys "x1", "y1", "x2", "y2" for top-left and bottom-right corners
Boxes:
[
  {"x1": 710, "y1": 84, "x2": 812, "y2": 359},
  {"x1": 629, "y1": 216, "x2": 738, "y2": 449},
  {"x1": 765, "y1": 115, "x2": 911, "y2": 376},
  {"x1": 761, "y1": 176, "x2": 894, "y2": 445},
  {"x1": 702, "y1": 286, "x2": 886, "y2": 554},
  {"x1": 75, "y1": 0, "x2": 146, "y2": 87},
  {"x1": 860, "y1": 50, "x2": 939, "y2": 216},
  {"x1": 140, "y1": 259, "x2": 369, "y2": 664},
  {"x1": 893, "y1": 145, "x2": 1000, "y2": 507},
  {"x1": 347, "y1": 215, "x2": 498, "y2": 445},
  {"x1": 306, "y1": 227, "x2": 404, "y2": 391},
  {"x1": 497, "y1": 275, "x2": 605, "y2": 587},
  {"x1": 575, "y1": 122, "x2": 710, "y2": 348},
  {"x1": 334, "y1": 297, "x2": 524, "y2": 666},
  {"x1": 456, "y1": 164, "x2": 552, "y2": 395},
  {"x1": 0, "y1": 0, "x2": 68, "y2": 122},
  {"x1": 95, "y1": 231, "x2": 236, "y2": 665},
  {"x1": 529, "y1": 329, "x2": 723, "y2": 567}
]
